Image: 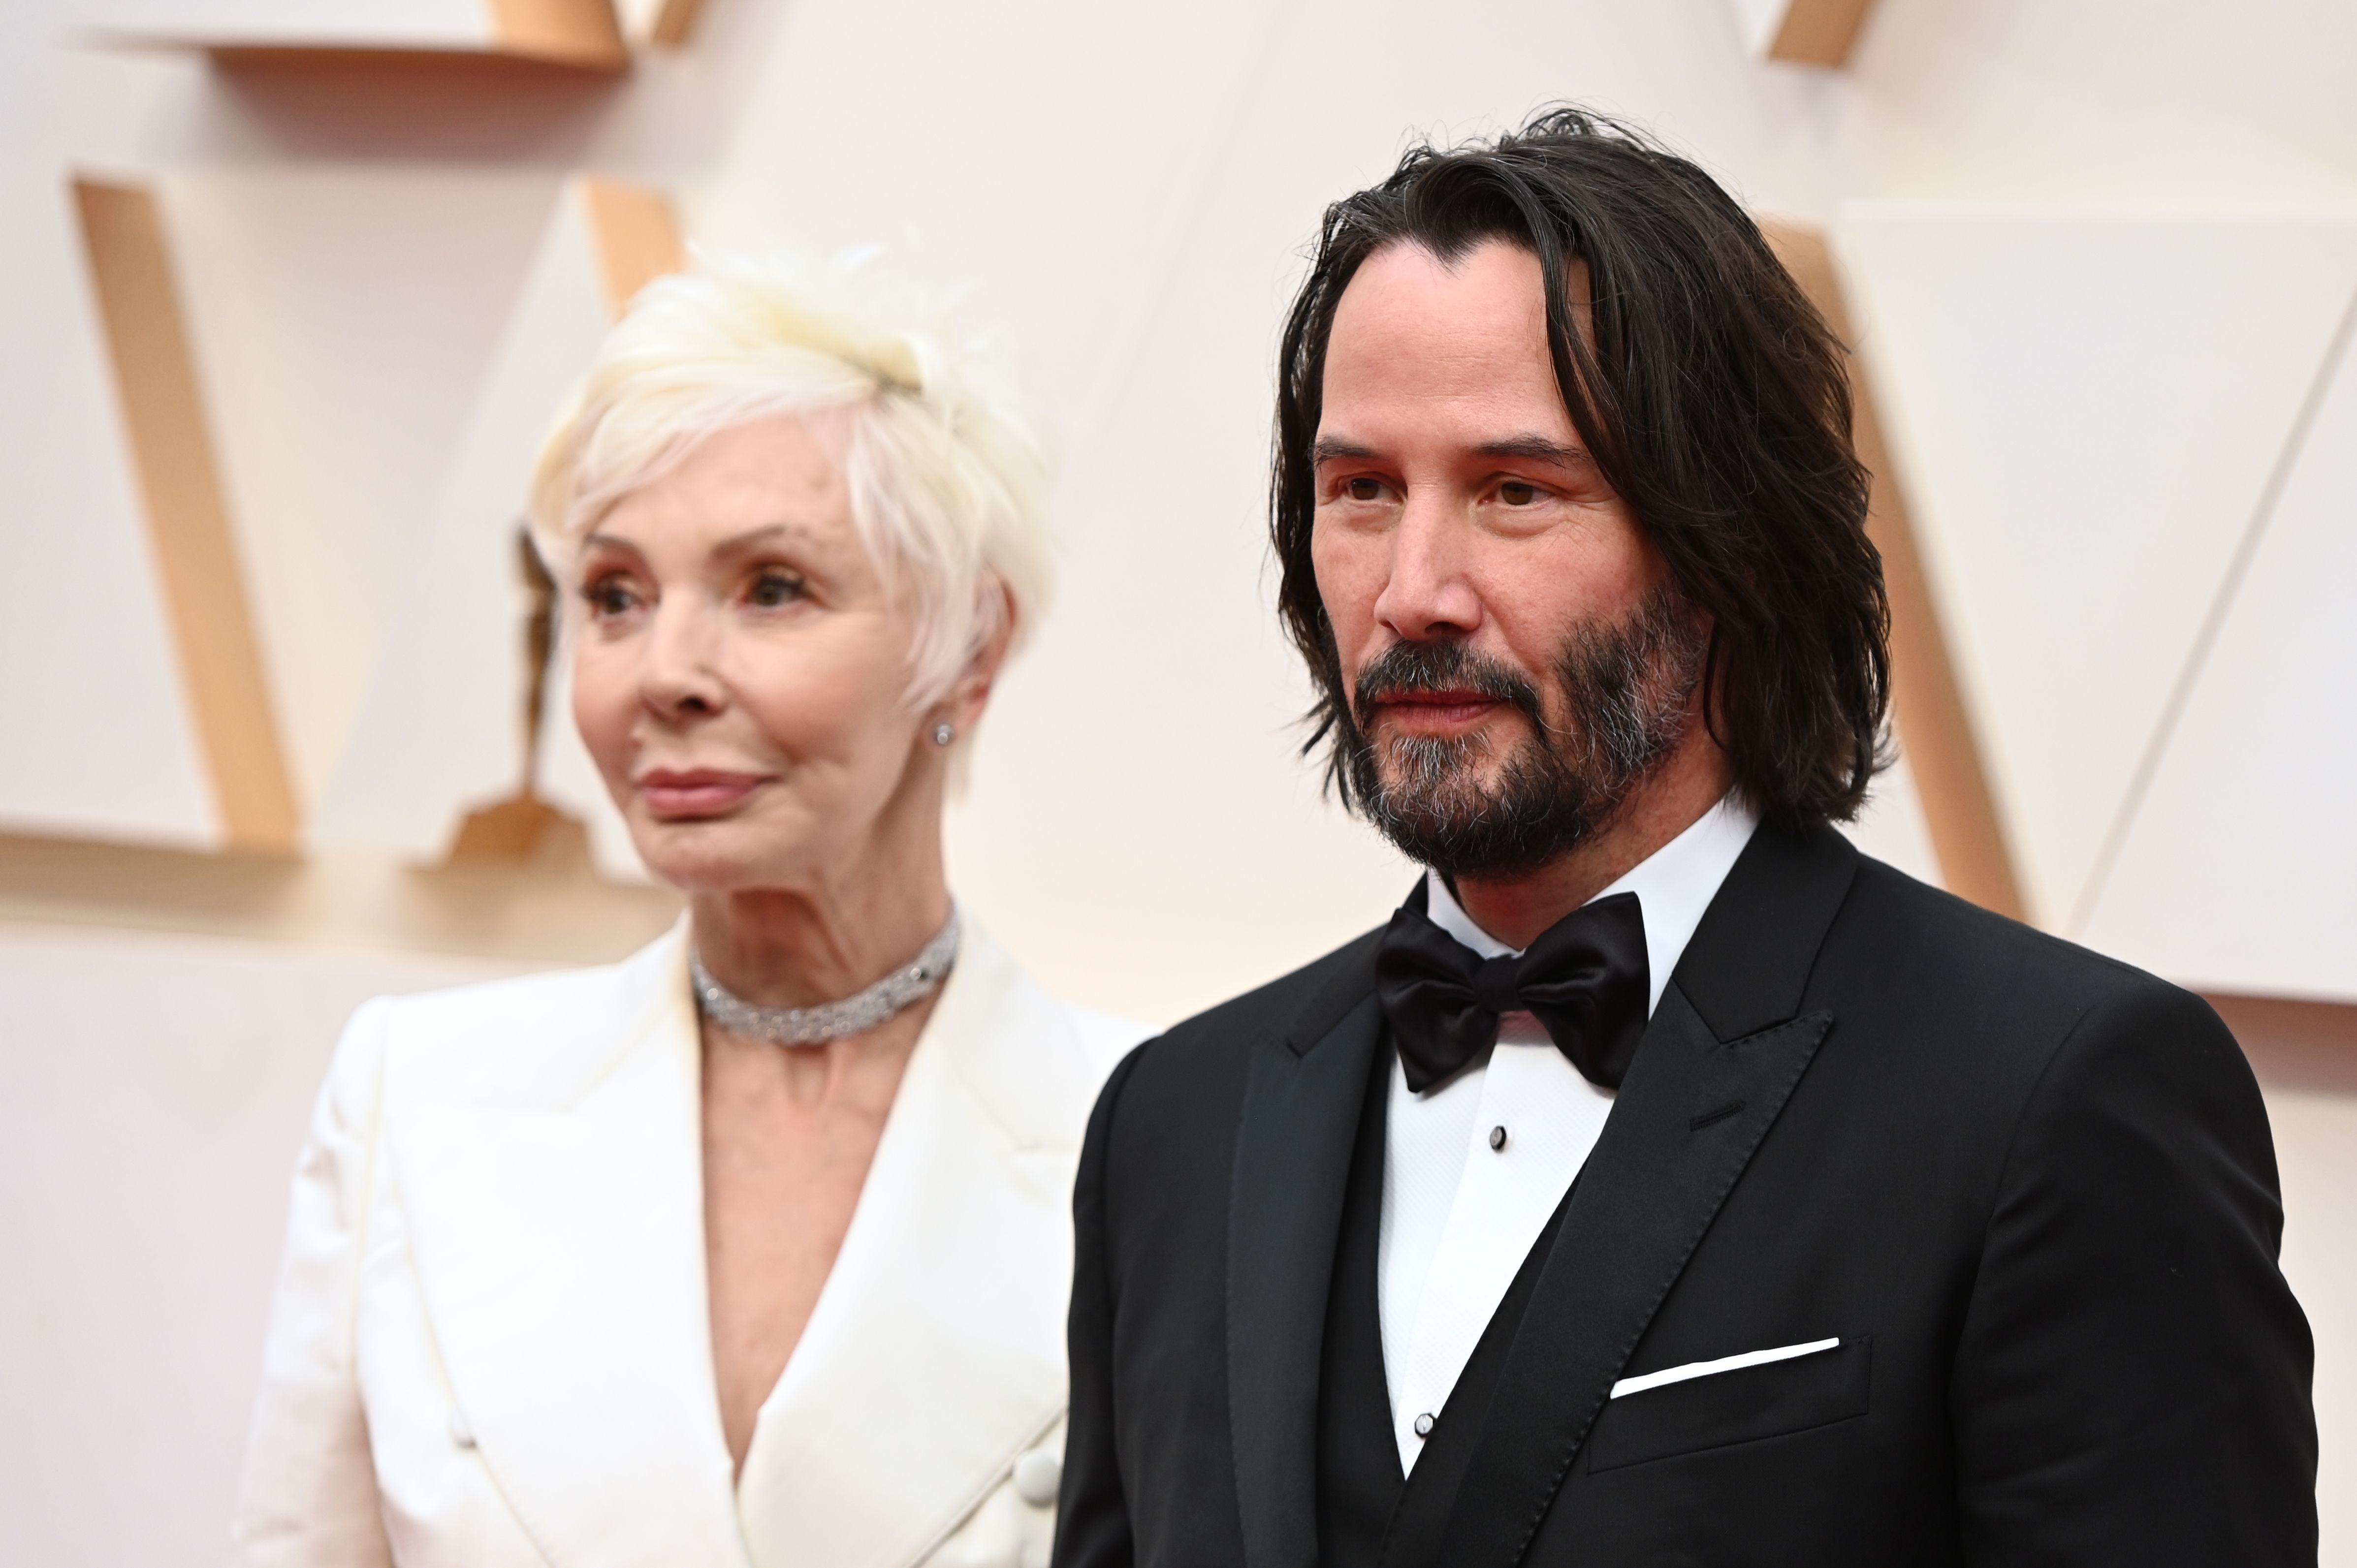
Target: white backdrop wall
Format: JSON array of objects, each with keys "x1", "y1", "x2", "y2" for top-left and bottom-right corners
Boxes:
[{"x1": 3, "y1": 0, "x2": 2354, "y2": 1562}]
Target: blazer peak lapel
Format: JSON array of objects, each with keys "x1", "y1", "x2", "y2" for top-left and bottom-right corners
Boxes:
[
  {"x1": 1228, "y1": 930, "x2": 1388, "y2": 1568},
  {"x1": 734, "y1": 931, "x2": 1099, "y2": 1568},
  {"x1": 393, "y1": 929, "x2": 750, "y2": 1568}
]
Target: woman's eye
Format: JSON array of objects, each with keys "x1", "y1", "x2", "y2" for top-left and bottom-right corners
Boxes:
[
  {"x1": 1497, "y1": 480, "x2": 1541, "y2": 506},
  {"x1": 1345, "y1": 476, "x2": 1385, "y2": 502},
  {"x1": 748, "y1": 569, "x2": 806, "y2": 609},
  {"x1": 583, "y1": 577, "x2": 639, "y2": 617}
]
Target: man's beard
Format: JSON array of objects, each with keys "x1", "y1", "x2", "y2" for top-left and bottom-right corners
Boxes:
[{"x1": 1340, "y1": 587, "x2": 1710, "y2": 878}]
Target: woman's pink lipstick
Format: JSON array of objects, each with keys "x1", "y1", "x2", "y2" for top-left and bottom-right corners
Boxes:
[{"x1": 637, "y1": 768, "x2": 766, "y2": 819}]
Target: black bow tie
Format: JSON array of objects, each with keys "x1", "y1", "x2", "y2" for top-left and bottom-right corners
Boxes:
[{"x1": 1373, "y1": 886, "x2": 1651, "y2": 1094}]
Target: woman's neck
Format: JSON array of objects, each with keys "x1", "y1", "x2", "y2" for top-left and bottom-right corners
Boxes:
[{"x1": 689, "y1": 832, "x2": 952, "y2": 1011}]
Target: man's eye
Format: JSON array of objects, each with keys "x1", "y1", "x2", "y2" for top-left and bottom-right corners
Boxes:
[
  {"x1": 1345, "y1": 476, "x2": 1385, "y2": 502},
  {"x1": 1498, "y1": 480, "x2": 1541, "y2": 506},
  {"x1": 748, "y1": 569, "x2": 806, "y2": 608}
]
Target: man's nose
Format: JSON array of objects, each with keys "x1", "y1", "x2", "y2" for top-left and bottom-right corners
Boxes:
[{"x1": 1373, "y1": 498, "x2": 1484, "y2": 642}]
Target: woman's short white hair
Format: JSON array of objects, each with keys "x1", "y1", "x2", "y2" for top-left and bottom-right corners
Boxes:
[{"x1": 530, "y1": 249, "x2": 1052, "y2": 710}]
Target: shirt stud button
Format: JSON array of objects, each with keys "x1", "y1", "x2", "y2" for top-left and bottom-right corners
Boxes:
[
  {"x1": 1489, "y1": 1125, "x2": 1508, "y2": 1151},
  {"x1": 1413, "y1": 1412, "x2": 1436, "y2": 1439}
]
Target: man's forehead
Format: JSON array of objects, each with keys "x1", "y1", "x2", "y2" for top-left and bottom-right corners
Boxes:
[
  {"x1": 1330, "y1": 240, "x2": 1552, "y2": 344},
  {"x1": 1319, "y1": 242, "x2": 1576, "y2": 439}
]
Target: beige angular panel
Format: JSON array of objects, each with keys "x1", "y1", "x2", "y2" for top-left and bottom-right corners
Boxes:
[
  {"x1": 2080, "y1": 289, "x2": 2357, "y2": 1002},
  {"x1": 80, "y1": 0, "x2": 627, "y2": 70},
  {"x1": 1725, "y1": 0, "x2": 1879, "y2": 66},
  {"x1": 1766, "y1": 221, "x2": 2022, "y2": 917},
  {"x1": 310, "y1": 179, "x2": 681, "y2": 878},
  {"x1": 152, "y1": 168, "x2": 570, "y2": 808},
  {"x1": 0, "y1": 178, "x2": 218, "y2": 850},
  {"x1": 1836, "y1": 205, "x2": 2357, "y2": 929},
  {"x1": 74, "y1": 179, "x2": 299, "y2": 855}
]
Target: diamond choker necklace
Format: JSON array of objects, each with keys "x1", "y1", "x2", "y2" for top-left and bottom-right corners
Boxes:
[{"x1": 690, "y1": 904, "x2": 962, "y2": 1045}]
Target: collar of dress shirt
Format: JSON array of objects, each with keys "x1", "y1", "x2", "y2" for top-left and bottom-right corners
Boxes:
[{"x1": 1422, "y1": 792, "x2": 1761, "y2": 1018}]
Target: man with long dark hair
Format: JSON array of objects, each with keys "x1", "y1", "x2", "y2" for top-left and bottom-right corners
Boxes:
[{"x1": 1052, "y1": 108, "x2": 2316, "y2": 1566}]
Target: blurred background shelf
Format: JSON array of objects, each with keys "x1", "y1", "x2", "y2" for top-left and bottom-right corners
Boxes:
[{"x1": 80, "y1": 0, "x2": 633, "y2": 72}]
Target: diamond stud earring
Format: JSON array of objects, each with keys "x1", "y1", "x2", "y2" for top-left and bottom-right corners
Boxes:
[{"x1": 933, "y1": 722, "x2": 955, "y2": 747}]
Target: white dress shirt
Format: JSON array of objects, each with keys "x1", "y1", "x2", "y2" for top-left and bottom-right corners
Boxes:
[{"x1": 1377, "y1": 794, "x2": 1760, "y2": 1471}]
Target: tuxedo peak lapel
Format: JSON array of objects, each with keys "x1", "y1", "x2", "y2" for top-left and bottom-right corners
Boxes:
[
  {"x1": 1426, "y1": 825, "x2": 1858, "y2": 1568},
  {"x1": 1283, "y1": 924, "x2": 1390, "y2": 1056},
  {"x1": 1232, "y1": 936, "x2": 1389, "y2": 1568},
  {"x1": 1674, "y1": 823, "x2": 1857, "y2": 1041},
  {"x1": 1435, "y1": 991, "x2": 1835, "y2": 1568}
]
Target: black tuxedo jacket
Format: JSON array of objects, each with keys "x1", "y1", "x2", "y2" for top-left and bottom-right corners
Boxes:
[{"x1": 1052, "y1": 825, "x2": 2316, "y2": 1567}]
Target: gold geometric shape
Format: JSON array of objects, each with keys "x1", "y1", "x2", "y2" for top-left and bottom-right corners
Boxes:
[
  {"x1": 646, "y1": 0, "x2": 706, "y2": 48},
  {"x1": 1764, "y1": 0, "x2": 1879, "y2": 66},
  {"x1": 447, "y1": 790, "x2": 592, "y2": 862},
  {"x1": 581, "y1": 178, "x2": 689, "y2": 317},
  {"x1": 74, "y1": 178, "x2": 301, "y2": 856},
  {"x1": 484, "y1": 0, "x2": 629, "y2": 68},
  {"x1": 1763, "y1": 220, "x2": 2028, "y2": 921}
]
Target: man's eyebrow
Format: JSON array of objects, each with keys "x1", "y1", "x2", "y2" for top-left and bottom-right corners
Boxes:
[
  {"x1": 1477, "y1": 436, "x2": 1595, "y2": 468},
  {"x1": 1311, "y1": 437, "x2": 1383, "y2": 464}
]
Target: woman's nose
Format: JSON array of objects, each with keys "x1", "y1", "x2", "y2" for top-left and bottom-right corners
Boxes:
[{"x1": 639, "y1": 600, "x2": 727, "y2": 717}]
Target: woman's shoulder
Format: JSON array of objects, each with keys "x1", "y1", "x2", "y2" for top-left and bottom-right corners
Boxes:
[
  {"x1": 374, "y1": 924, "x2": 679, "y2": 1034},
  {"x1": 936, "y1": 926, "x2": 1151, "y2": 1146},
  {"x1": 333, "y1": 923, "x2": 689, "y2": 1099},
  {"x1": 1061, "y1": 1002, "x2": 1155, "y2": 1077}
]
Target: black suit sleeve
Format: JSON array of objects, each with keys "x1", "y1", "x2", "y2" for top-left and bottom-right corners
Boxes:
[
  {"x1": 1053, "y1": 1042, "x2": 1149, "y2": 1568},
  {"x1": 1951, "y1": 977, "x2": 2317, "y2": 1564}
]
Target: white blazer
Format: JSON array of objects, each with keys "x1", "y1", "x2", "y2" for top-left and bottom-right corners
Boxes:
[{"x1": 230, "y1": 918, "x2": 1145, "y2": 1568}]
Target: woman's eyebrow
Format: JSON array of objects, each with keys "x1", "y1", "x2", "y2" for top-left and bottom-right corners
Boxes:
[{"x1": 709, "y1": 523, "x2": 801, "y2": 556}]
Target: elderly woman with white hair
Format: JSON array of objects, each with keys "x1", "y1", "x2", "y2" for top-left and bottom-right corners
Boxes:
[{"x1": 229, "y1": 254, "x2": 1143, "y2": 1568}]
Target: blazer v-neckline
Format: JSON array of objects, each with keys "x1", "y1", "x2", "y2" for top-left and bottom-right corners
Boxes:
[{"x1": 388, "y1": 918, "x2": 1096, "y2": 1568}]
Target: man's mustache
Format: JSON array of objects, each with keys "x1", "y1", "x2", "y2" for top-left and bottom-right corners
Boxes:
[{"x1": 1351, "y1": 640, "x2": 1548, "y2": 733}]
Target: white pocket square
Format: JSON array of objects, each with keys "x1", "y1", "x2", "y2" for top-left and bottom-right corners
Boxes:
[{"x1": 1609, "y1": 1337, "x2": 1842, "y2": 1399}]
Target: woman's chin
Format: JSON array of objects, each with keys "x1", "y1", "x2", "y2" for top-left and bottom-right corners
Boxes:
[{"x1": 627, "y1": 816, "x2": 789, "y2": 894}]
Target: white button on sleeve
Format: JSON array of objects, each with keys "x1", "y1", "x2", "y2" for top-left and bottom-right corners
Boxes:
[{"x1": 1012, "y1": 1447, "x2": 1062, "y2": 1508}]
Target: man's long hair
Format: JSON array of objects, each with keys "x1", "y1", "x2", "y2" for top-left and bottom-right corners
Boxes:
[{"x1": 1272, "y1": 106, "x2": 1891, "y2": 827}]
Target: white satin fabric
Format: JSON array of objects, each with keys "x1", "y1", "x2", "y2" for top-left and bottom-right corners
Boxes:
[{"x1": 229, "y1": 917, "x2": 1143, "y2": 1568}]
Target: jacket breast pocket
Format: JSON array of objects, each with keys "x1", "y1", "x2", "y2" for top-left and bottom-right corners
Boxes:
[{"x1": 1585, "y1": 1335, "x2": 1872, "y2": 1474}]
